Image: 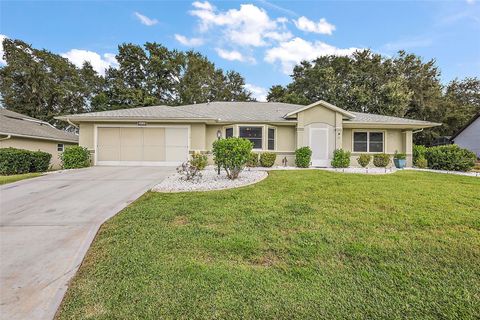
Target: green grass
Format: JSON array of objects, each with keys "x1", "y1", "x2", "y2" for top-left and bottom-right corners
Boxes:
[
  {"x1": 0, "y1": 172, "x2": 42, "y2": 185},
  {"x1": 57, "y1": 170, "x2": 480, "y2": 319}
]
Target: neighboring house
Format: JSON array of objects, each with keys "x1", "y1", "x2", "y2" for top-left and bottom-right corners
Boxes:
[
  {"x1": 56, "y1": 100, "x2": 440, "y2": 167},
  {"x1": 450, "y1": 113, "x2": 480, "y2": 158},
  {"x1": 0, "y1": 109, "x2": 78, "y2": 169}
]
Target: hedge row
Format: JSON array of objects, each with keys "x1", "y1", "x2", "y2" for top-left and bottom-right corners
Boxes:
[
  {"x1": 413, "y1": 144, "x2": 476, "y2": 172},
  {"x1": 0, "y1": 148, "x2": 52, "y2": 175}
]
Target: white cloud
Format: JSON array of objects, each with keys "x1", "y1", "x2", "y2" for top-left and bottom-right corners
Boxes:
[
  {"x1": 265, "y1": 37, "x2": 359, "y2": 74},
  {"x1": 466, "y1": 0, "x2": 475, "y2": 4},
  {"x1": 175, "y1": 34, "x2": 204, "y2": 46},
  {"x1": 62, "y1": 49, "x2": 118, "y2": 75},
  {"x1": 294, "y1": 16, "x2": 335, "y2": 35},
  {"x1": 215, "y1": 48, "x2": 255, "y2": 63},
  {"x1": 0, "y1": 34, "x2": 8, "y2": 65},
  {"x1": 189, "y1": 2, "x2": 291, "y2": 46},
  {"x1": 244, "y1": 83, "x2": 268, "y2": 101},
  {"x1": 134, "y1": 12, "x2": 158, "y2": 26}
]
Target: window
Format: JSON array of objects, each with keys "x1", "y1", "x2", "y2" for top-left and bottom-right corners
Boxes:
[
  {"x1": 353, "y1": 131, "x2": 384, "y2": 153},
  {"x1": 268, "y1": 128, "x2": 275, "y2": 150},
  {"x1": 239, "y1": 126, "x2": 262, "y2": 149},
  {"x1": 225, "y1": 127, "x2": 233, "y2": 138},
  {"x1": 57, "y1": 143, "x2": 64, "y2": 152}
]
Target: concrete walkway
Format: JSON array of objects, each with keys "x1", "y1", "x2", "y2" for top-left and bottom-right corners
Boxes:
[{"x1": 0, "y1": 166, "x2": 174, "y2": 320}]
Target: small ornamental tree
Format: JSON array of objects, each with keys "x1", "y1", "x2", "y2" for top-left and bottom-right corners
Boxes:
[
  {"x1": 295, "y1": 147, "x2": 312, "y2": 168},
  {"x1": 212, "y1": 137, "x2": 252, "y2": 179},
  {"x1": 61, "y1": 146, "x2": 90, "y2": 169}
]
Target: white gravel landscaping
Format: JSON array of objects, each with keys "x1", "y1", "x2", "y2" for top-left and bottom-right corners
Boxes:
[{"x1": 152, "y1": 167, "x2": 268, "y2": 192}]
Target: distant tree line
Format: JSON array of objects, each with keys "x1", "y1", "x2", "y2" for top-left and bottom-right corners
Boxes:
[
  {"x1": 0, "y1": 38, "x2": 252, "y2": 127},
  {"x1": 267, "y1": 50, "x2": 480, "y2": 145}
]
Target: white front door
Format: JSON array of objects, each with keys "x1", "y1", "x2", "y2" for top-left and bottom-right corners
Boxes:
[{"x1": 309, "y1": 128, "x2": 329, "y2": 167}]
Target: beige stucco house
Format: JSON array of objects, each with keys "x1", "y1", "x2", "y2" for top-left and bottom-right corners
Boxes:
[
  {"x1": 1, "y1": 109, "x2": 78, "y2": 169},
  {"x1": 57, "y1": 101, "x2": 440, "y2": 167}
]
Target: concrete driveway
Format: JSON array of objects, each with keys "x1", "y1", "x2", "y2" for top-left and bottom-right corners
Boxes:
[{"x1": 0, "y1": 166, "x2": 174, "y2": 320}]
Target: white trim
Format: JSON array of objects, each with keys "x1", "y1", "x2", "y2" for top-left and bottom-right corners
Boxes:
[
  {"x1": 0, "y1": 131, "x2": 78, "y2": 143},
  {"x1": 267, "y1": 126, "x2": 277, "y2": 151},
  {"x1": 93, "y1": 124, "x2": 190, "y2": 166},
  {"x1": 352, "y1": 130, "x2": 385, "y2": 153},
  {"x1": 309, "y1": 127, "x2": 329, "y2": 167},
  {"x1": 284, "y1": 100, "x2": 356, "y2": 119}
]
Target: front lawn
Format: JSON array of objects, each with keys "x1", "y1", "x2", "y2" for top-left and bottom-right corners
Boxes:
[
  {"x1": 0, "y1": 172, "x2": 42, "y2": 185},
  {"x1": 57, "y1": 170, "x2": 480, "y2": 319}
]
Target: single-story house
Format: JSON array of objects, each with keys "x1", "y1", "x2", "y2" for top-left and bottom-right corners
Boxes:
[
  {"x1": 450, "y1": 112, "x2": 480, "y2": 158},
  {"x1": 56, "y1": 100, "x2": 440, "y2": 167},
  {"x1": 1, "y1": 108, "x2": 78, "y2": 169}
]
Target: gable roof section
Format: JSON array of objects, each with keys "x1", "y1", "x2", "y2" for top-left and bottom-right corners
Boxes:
[
  {"x1": 283, "y1": 100, "x2": 356, "y2": 119},
  {"x1": 56, "y1": 101, "x2": 441, "y2": 128},
  {"x1": 451, "y1": 112, "x2": 480, "y2": 140},
  {"x1": 0, "y1": 108, "x2": 78, "y2": 143}
]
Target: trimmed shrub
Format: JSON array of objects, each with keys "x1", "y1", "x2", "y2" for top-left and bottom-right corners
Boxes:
[
  {"x1": 424, "y1": 144, "x2": 476, "y2": 171},
  {"x1": 357, "y1": 154, "x2": 371, "y2": 168},
  {"x1": 415, "y1": 156, "x2": 428, "y2": 169},
  {"x1": 331, "y1": 149, "x2": 351, "y2": 168},
  {"x1": 413, "y1": 145, "x2": 427, "y2": 163},
  {"x1": 246, "y1": 152, "x2": 259, "y2": 167},
  {"x1": 373, "y1": 153, "x2": 390, "y2": 167},
  {"x1": 260, "y1": 152, "x2": 276, "y2": 167},
  {"x1": 0, "y1": 148, "x2": 32, "y2": 175},
  {"x1": 212, "y1": 137, "x2": 252, "y2": 179},
  {"x1": 61, "y1": 146, "x2": 90, "y2": 169},
  {"x1": 190, "y1": 152, "x2": 207, "y2": 170},
  {"x1": 30, "y1": 151, "x2": 52, "y2": 172},
  {"x1": 295, "y1": 147, "x2": 312, "y2": 168}
]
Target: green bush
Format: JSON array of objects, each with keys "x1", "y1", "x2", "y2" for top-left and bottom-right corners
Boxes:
[
  {"x1": 393, "y1": 151, "x2": 406, "y2": 160},
  {"x1": 259, "y1": 152, "x2": 276, "y2": 167},
  {"x1": 212, "y1": 137, "x2": 252, "y2": 179},
  {"x1": 424, "y1": 144, "x2": 476, "y2": 171},
  {"x1": 331, "y1": 149, "x2": 351, "y2": 168},
  {"x1": 246, "y1": 152, "x2": 259, "y2": 167},
  {"x1": 30, "y1": 151, "x2": 52, "y2": 172},
  {"x1": 357, "y1": 154, "x2": 371, "y2": 168},
  {"x1": 0, "y1": 148, "x2": 32, "y2": 175},
  {"x1": 295, "y1": 147, "x2": 312, "y2": 168},
  {"x1": 415, "y1": 156, "x2": 428, "y2": 169},
  {"x1": 61, "y1": 146, "x2": 90, "y2": 169},
  {"x1": 413, "y1": 145, "x2": 427, "y2": 163},
  {"x1": 373, "y1": 153, "x2": 390, "y2": 167},
  {"x1": 190, "y1": 152, "x2": 207, "y2": 170}
]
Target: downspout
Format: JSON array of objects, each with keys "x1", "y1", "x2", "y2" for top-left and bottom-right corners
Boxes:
[
  {"x1": 0, "y1": 134, "x2": 12, "y2": 141},
  {"x1": 412, "y1": 128, "x2": 423, "y2": 134},
  {"x1": 67, "y1": 118, "x2": 78, "y2": 129}
]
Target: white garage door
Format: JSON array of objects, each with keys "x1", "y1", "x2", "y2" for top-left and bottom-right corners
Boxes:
[{"x1": 96, "y1": 127, "x2": 189, "y2": 166}]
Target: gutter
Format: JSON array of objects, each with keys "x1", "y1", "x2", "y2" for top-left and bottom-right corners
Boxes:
[
  {"x1": 0, "y1": 134, "x2": 12, "y2": 141},
  {"x1": 66, "y1": 118, "x2": 78, "y2": 129},
  {"x1": 0, "y1": 132, "x2": 78, "y2": 143}
]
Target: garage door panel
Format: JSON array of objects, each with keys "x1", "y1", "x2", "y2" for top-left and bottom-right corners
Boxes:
[
  {"x1": 165, "y1": 146, "x2": 189, "y2": 162},
  {"x1": 98, "y1": 128, "x2": 120, "y2": 146},
  {"x1": 143, "y1": 128, "x2": 165, "y2": 146},
  {"x1": 97, "y1": 146, "x2": 120, "y2": 161},
  {"x1": 120, "y1": 146, "x2": 143, "y2": 161},
  {"x1": 165, "y1": 128, "x2": 189, "y2": 146},
  {"x1": 144, "y1": 146, "x2": 166, "y2": 161},
  {"x1": 120, "y1": 128, "x2": 143, "y2": 146}
]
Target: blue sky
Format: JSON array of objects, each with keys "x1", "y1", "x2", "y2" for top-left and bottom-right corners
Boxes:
[{"x1": 1, "y1": 0, "x2": 479, "y2": 100}]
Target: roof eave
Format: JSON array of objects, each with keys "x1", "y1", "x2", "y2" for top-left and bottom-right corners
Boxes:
[
  {"x1": 283, "y1": 100, "x2": 356, "y2": 119},
  {"x1": 342, "y1": 121, "x2": 442, "y2": 129},
  {"x1": 0, "y1": 131, "x2": 79, "y2": 143}
]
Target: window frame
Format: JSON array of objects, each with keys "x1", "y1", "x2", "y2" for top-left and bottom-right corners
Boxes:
[
  {"x1": 224, "y1": 126, "x2": 234, "y2": 138},
  {"x1": 267, "y1": 126, "x2": 276, "y2": 151},
  {"x1": 238, "y1": 126, "x2": 264, "y2": 150},
  {"x1": 57, "y1": 143, "x2": 64, "y2": 152},
  {"x1": 352, "y1": 130, "x2": 385, "y2": 153}
]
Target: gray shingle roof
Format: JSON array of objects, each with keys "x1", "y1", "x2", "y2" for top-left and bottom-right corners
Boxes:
[
  {"x1": 57, "y1": 101, "x2": 440, "y2": 127},
  {"x1": 0, "y1": 109, "x2": 78, "y2": 142}
]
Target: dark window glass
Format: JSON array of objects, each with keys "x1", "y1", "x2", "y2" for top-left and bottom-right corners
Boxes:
[
  {"x1": 57, "y1": 144, "x2": 64, "y2": 152},
  {"x1": 239, "y1": 126, "x2": 262, "y2": 149},
  {"x1": 268, "y1": 128, "x2": 275, "y2": 150},
  {"x1": 369, "y1": 132, "x2": 383, "y2": 152},
  {"x1": 353, "y1": 132, "x2": 367, "y2": 152},
  {"x1": 225, "y1": 127, "x2": 233, "y2": 138}
]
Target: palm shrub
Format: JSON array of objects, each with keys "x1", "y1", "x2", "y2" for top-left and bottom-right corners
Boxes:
[
  {"x1": 424, "y1": 144, "x2": 476, "y2": 171},
  {"x1": 331, "y1": 149, "x2": 351, "y2": 168},
  {"x1": 373, "y1": 153, "x2": 390, "y2": 167},
  {"x1": 212, "y1": 137, "x2": 252, "y2": 179},
  {"x1": 61, "y1": 146, "x2": 90, "y2": 169},
  {"x1": 295, "y1": 147, "x2": 312, "y2": 168},
  {"x1": 357, "y1": 154, "x2": 371, "y2": 168},
  {"x1": 190, "y1": 152, "x2": 207, "y2": 170},
  {"x1": 260, "y1": 152, "x2": 276, "y2": 167},
  {"x1": 246, "y1": 152, "x2": 259, "y2": 167}
]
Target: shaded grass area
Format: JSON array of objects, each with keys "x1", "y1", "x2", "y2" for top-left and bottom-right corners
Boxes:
[
  {"x1": 0, "y1": 172, "x2": 42, "y2": 185},
  {"x1": 57, "y1": 170, "x2": 480, "y2": 319}
]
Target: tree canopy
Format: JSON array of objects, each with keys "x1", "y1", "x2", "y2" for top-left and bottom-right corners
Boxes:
[{"x1": 267, "y1": 50, "x2": 479, "y2": 145}]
